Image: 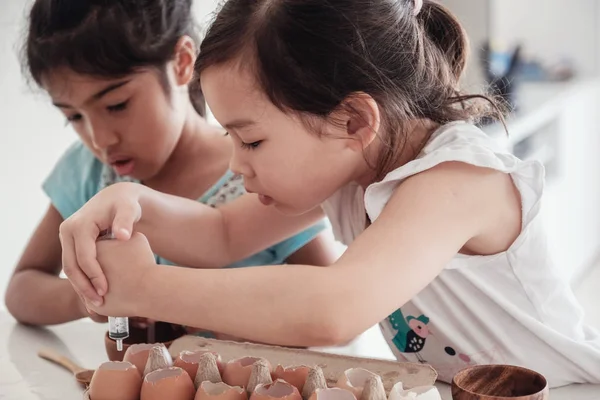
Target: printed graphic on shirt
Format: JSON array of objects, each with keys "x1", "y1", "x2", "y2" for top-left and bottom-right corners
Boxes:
[
  {"x1": 385, "y1": 308, "x2": 509, "y2": 381},
  {"x1": 388, "y1": 309, "x2": 432, "y2": 363}
]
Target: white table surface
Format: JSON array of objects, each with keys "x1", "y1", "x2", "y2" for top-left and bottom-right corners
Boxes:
[{"x1": 1, "y1": 312, "x2": 598, "y2": 400}]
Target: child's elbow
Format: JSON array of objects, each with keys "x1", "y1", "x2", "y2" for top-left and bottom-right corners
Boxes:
[
  {"x1": 299, "y1": 311, "x2": 361, "y2": 347},
  {"x1": 4, "y1": 280, "x2": 24, "y2": 323}
]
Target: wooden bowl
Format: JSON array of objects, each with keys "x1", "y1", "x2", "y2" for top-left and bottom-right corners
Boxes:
[
  {"x1": 104, "y1": 322, "x2": 186, "y2": 361},
  {"x1": 451, "y1": 365, "x2": 549, "y2": 400}
]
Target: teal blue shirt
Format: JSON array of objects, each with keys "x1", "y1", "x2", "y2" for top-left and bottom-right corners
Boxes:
[{"x1": 43, "y1": 141, "x2": 328, "y2": 268}]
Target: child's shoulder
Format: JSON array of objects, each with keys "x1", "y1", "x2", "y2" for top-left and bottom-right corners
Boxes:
[
  {"x1": 365, "y1": 121, "x2": 545, "y2": 222},
  {"x1": 42, "y1": 140, "x2": 105, "y2": 219}
]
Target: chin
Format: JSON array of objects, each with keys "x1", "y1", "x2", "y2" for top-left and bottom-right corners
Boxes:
[{"x1": 273, "y1": 200, "x2": 320, "y2": 217}]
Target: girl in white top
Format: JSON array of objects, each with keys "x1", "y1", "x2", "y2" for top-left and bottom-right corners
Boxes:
[{"x1": 58, "y1": 0, "x2": 600, "y2": 387}]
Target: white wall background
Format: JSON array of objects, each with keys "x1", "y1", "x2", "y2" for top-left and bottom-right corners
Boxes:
[
  {"x1": 0, "y1": 1, "x2": 75, "y2": 305},
  {"x1": 490, "y1": 0, "x2": 599, "y2": 77}
]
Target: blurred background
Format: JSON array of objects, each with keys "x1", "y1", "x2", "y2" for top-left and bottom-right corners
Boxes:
[{"x1": 1, "y1": 0, "x2": 599, "y2": 357}]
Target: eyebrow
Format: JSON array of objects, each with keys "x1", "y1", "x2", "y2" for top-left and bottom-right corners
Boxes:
[
  {"x1": 52, "y1": 80, "x2": 131, "y2": 109},
  {"x1": 223, "y1": 119, "x2": 256, "y2": 130}
]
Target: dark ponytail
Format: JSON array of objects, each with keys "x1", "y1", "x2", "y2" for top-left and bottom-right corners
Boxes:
[
  {"x1": 418, "y1": 1, "x2": 469, "y2": 81},
  {"x1": 23, "y1": 0, "x2": 205, "y2": 116}
]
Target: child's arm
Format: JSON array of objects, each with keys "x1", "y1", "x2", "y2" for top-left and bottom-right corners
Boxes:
[
  {"x1": 83, "y1": 162, "x2": 520, "y2": 346},
  {"x1": 59, "y1": 182, "x2": 327, "y2": 304},
  {"x1": 284, "y1": 232, "x2": 341, "y2": 266},
  {"x1": 5, "y1": 205, "x2": 98, "y2": 325}
]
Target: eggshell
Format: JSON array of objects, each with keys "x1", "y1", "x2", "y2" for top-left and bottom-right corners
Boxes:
[
  {"x1": 335, "y1": 368, "x2": 379, "y2": 399},
  {"x1": 176, "y1": 350, "x2": 225, "y2": 378},
  {"x1": 194, "y1": 352, "x2": 223, "y2": 388},
  {"x1": 388, "y1": 383, "x2": 440, "y2": 400},
  {"x1": 247, "y1": 359, "x2": 273, "y2": 393},
  {"x1": 124, "y1": 343, "x2": 169, "y2": 373},
  {"x1": 88, "y1": 361, "x2": 141, "y2": 400},
  {"x1": 308, "y1": 388, "x2": 357, "y2": 400},
  {"x1": 223, "y1": 357, "x2": 271, "y2": 388},
  {"x1": 272, "y1": 365, "x2": 310, "y2": 392},
  {"x1": 301, "y1": 366, "x2": 327, "y2": 400},
  {"x1": 358, "y1": 376, "x2": 385, "y2": 400},
  {"x1": 196, "y1": 381, "x2": 249, "y2": 400},
  {"x1": 251, "y1": 379, "x2": 302, "y2": 400},
  {"x1": 143, "y1": 345, "x2": 174, "y2": 377},
  {"x1": 141, "y1": 367, "x2": 195, "y2": 400}
]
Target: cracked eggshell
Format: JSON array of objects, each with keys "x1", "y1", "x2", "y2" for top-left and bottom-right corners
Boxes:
[
  {"x1": 175, "y1": 350, "x2": 225, "y2": 377},
  {"x1": 123, "y1": 343, "x2": 169, "y2": 374},
  {"x1": 88, "y1": 361, "x2": 142, "y2": 400},
  {"x1": 335, "y1": 368, "x2": 379, "y2": 399},
  {"x1": 251, "y1": 379, "x2": 302, "y2": 400},
  {"x1": 141, "y1": 367, "x2": 195, "y2": 400},
  {"x1": 308, "y1": 388, "x2": 357, "y2": 400},
  {"x1": 388, "y1": 384, "x2": 441, "y2": 400},
  {"x1": 196, "y1": 381, "x2": 249, "y2": 400},
  {"x1": 223, "y1": 357, "x2": 271, "y2": 389},
  {"x1": 272, "y1": 365, "x2": 310, "y2": 392}
]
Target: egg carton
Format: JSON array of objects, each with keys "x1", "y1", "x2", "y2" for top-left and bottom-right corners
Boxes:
[
  {"x1": 83, "y1": 336, "x2": 438, "y2": 400},
  {"x1": 168, "y1": 336, "x2": 437, "y2": 392}
]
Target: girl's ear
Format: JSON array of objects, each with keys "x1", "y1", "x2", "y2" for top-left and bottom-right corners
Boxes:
[
  {"x1": 325, "y1": 93, "x2": 381, "y2": 152},
  {"x1": 172, "y1": 35, "x2": 197, "y2": 86}
]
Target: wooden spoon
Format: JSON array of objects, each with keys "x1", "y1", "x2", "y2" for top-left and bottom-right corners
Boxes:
[{"x1": 38, "y1": 348, "x2": 95, "y2": 387}]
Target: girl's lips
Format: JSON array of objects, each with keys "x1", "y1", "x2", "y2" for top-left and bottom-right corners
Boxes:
[
  {"x1": 258, "y1": 194, "x2": 274, "y2": 206},
  {"x1": 111, "y1": 159, "x2": 135, "y2": 176}
]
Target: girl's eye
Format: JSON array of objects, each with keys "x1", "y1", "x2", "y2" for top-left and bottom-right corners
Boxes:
[
  {"x1": 107, "y1": 100, "x2": 129, "y2": 113},
  {"x1": 241, "y1": 140, "x2": 262, "y2": 150},
  {"x1": 66, "y1": 114, "x2": 83, "y2": 123}
]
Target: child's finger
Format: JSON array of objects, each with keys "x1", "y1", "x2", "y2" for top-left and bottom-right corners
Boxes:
[
  {"x1": 112, "y1": 201, "x2": 140, "y2": 241},
  {"x1": 61, "y1": 233, "x2": 104, "y2": 306},
  {"x1": 75, "y1": 230, "x2": 108, "y2": 297}
]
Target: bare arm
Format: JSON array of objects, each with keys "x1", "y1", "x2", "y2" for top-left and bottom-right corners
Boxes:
[
  {"x1": 60, "y1": 184, "x2": 326, "y2": 303},
  {"x1": 91, "y1": 163, "x2": 520, "y2": 346},
  {"x1": 137, "y1": 189, "x2": 326, "y2": 267},
  {"x1": 5, "y1": 205, "x2": 87, "y2": 325},
  {"x1": 284, "y1": 231, "x2": 342, "y2": 266}
]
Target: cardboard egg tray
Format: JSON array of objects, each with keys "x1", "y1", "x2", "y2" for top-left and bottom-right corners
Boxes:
[
  {"x1": 84, "y1": 335, "x2": 437, "y2": 399},
  {"x1": 168, "y1": 336, "x2": 437, "y2": 392}
]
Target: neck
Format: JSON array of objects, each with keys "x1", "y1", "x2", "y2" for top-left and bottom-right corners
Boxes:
[{"x1": 354, "y1": 119, "x2": 438, "y2": 189}]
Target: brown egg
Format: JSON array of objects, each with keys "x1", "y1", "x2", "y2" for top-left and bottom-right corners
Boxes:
[
  {"x1": 251, "y1": 379, "x2": 302, "y2": 400},
  {"x1": 196, "y1": 381, "x2": 249, "y2": 400},
  {"x1": 88, "y1": 361, "x2": 142, "y2": 400},
  {"x1": 272, "y1": 365, "x2": 310, "y2": 392},
  {"x1": 223, "y1": 357, "x2": 271, "y2": 388},
  {"x1": 308, "y1": 388, "x2": 357, "y2": 400},
  {"x1": 335, "y1": 369, "x2": 379, "y2": 399},
  {"x1": 175, "y1": 350, "x2": 224, "y2": 380},
  {"x1": 141, "y1": 367, "x2": 195, "y2": 400},
  {"x1": 143, "y1": 345, "x2": 174, "y2": 377},
  {"x1": 123, "y1": 343, "x2": 169, "y2": 373}
]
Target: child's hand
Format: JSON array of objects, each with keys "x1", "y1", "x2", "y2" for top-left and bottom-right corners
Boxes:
[
  {"x1": 60, "y1": 182, "x2": 144, "y2": 307},
  {"x1": 77, "y1": 296, "x2": 108, "y2": 323},
  {"x1": 83, "y1": 232, "x2": 157, "y2": 318}
]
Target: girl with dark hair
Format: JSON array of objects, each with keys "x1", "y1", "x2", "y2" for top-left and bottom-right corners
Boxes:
[
  {"x1": 5, "y1": 0, "x2": 337, "y2": 334},
  {"x1": 59, "y1": 0, "x2": 600, "y2": 386}
]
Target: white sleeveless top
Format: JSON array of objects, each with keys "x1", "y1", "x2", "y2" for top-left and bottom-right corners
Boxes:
[{"x1": 321, "y1": 121, "x2": 600, "y2": 387}]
